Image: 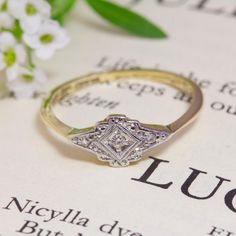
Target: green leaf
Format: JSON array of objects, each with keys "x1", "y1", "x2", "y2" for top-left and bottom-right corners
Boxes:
[
  {"x1": 49, "y1": 0, "x2": 77, "y2": 19},
  {"x1": 54, "y1": 14, "x2": 65, "y2": 25},
  {"x1": 85, "y1": 0, "x2": 167, "y2": 38}
]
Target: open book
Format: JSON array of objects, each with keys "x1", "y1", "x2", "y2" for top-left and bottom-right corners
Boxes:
[{"x1": 1, "y1": 1, "x2": 236, "y2": 235}]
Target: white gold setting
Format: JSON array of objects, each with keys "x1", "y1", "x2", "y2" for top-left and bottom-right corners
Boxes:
[{"x1": 71, "y1": 115, "x2": 170, "y2": 167}]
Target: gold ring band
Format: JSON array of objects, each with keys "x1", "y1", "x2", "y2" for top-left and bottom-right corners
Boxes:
[{"x1": 41, "y1": 69, "x2": 203, "y2": 167}]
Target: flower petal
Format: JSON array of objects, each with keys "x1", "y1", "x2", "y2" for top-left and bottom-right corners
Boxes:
[
  {"x1": 23, "y1": 33, "x2": 40, "y2": 49},
  {"x1": 0, "y1": 13, "x2": 15, "y2": 29},
  {"x1": 0, "y1": 32, "x2": 16, "y2": 51},
  {"x1": 54, "y1": 29, "x2": 70, "y2": 49},
  {"x1": 20, "y1": 15, "x2": 42, "y2": 34},
  {"x1": 14, "y1": 44, "x2": 26, "y2": 64},
  {"x1": 8, "y1": 0, "x2": 27, "y2": 19},
  {"x1": 29, "y1": 0, "x2": 51, "y2": 17},
  {"x1": 35, "y1": 48, "x2": 55, "y2": 60},
  {"x1": 6, "y1": 64, "x2": 20, "y2": 81}
]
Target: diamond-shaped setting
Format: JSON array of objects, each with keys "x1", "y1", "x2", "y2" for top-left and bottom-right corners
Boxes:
[
  {"x1": 107, "y1": 129, "x2": 133, "y2": 153},
  {"x1": 71, "y1": 115, "x2": 170, "y2": 167},
  {"x1": 97, "y1": 125, "x2": 140, "y2": 162}
]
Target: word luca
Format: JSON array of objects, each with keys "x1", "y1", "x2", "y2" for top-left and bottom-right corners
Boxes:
[{"x1": 132, "y1": 157, "x2": 236, "y2": 214}]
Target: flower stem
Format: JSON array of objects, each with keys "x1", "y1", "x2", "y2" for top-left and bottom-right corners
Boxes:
[{"x1": 26, "y1": 46, "x2": 35, "y2": 69}]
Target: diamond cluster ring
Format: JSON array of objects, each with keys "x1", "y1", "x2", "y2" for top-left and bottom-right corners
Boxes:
[{"x1": 41, "y1": 70, "x2": 203, "y2": 167}]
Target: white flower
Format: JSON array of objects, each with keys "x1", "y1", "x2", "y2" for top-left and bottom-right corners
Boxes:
[
  {"x1": 0, "y1": 12, "x2": 14, "y2": 29},
  {"x1": 0, "y1": 32, "x2": 26, "y2": 71},
  {"x1": 8, "y1": 0, "x2": 51, "y2": 34},
  {"x1": 0, "y1": 1, "x2": 14, "y2": 29},
  {"x1": 23, "y1": 19, "x2": 70, "y2": 60},
  {"x1": 7, "y1": 66, "x2": 47, "y2": 98}
]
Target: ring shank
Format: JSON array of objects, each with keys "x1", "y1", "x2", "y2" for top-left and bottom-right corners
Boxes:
[{"x1": 41, "y1": 70, "x2": 203, "y2": 138}]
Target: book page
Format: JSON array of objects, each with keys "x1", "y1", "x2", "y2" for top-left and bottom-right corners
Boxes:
[{"x1": 1, "y1": 1, "x2": 236, "y2": 235}]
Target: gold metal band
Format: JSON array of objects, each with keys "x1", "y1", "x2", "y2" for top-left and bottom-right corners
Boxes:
[{"x1": 41, "y1": 69, "x2": 203, "y2": 138}]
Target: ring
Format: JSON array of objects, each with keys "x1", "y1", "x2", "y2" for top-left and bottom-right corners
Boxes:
[{"x1": 41, "y1": 69, "x2": 203, "y2": 167}]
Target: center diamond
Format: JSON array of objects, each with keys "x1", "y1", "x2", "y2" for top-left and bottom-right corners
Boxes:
[
  {"x1": 107, "y1": 129, "x2": 135, "y2": 154},
  {"x1": 97, "y1": 125, "x2": 141, "y2": 161}
]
